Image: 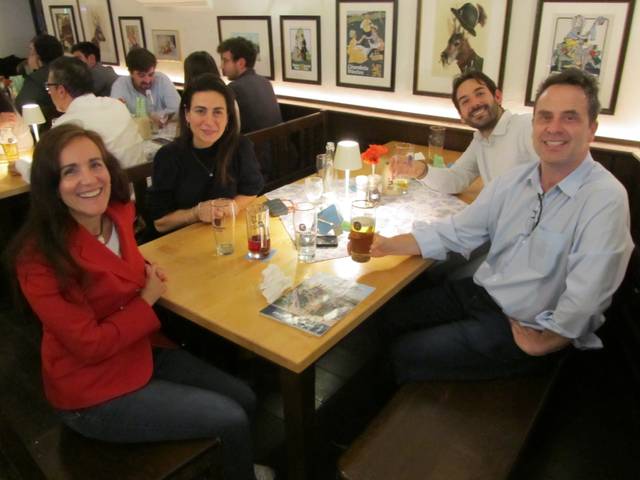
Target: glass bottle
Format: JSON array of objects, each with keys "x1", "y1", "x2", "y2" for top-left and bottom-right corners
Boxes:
[
  {"x1": 323, "y1": 141, "x2": 335, "y2": 195},
  {"x1": 134, "y1": 96, "x2": 151, "y2": 140}
]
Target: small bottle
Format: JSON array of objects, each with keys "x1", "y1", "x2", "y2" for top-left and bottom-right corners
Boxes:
[
  {"x1": 367, "y1": 174, "x2": 382, "y2": 203},
  {"x1": 355, "y1": 175, "x2": 368, "y2": 200},
  {"x1": 323, "y1": 141, "x2": 335, "y2": 195}
]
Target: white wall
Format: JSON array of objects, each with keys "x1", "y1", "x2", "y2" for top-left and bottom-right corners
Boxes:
[
  {"x1": 0, "y1": 0, "x2": 36, "y2": 58},
  {"x1": 40, "y1": 0, "x2": 639, "y2": 142}
]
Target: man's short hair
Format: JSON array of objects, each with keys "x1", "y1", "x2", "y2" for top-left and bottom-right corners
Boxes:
[
  {"x1": 125, "y1": 47, "x2": 157, "y2": 72},
  {"x1": 71, "y1": 41, "x2": 101, "y2": 62},
  {"x1": 49, "y1": 56, "x2": 93, "y2": 98},
  {"x1": 216, "y1": 37, "x2": 258, "y2": 69},
  {"x1": 451, "y1": 71, "x2": 498, "y2": 112},
  {"x1": 534, "y1": 68, "x2": 600, "y2": 123},
  {"x1": 32, "y1": 34, "x2": 64, "y2": 65}
]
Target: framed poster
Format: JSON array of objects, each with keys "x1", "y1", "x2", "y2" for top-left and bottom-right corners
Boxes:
[
  {"x1": 152, "y1": 29, "x2": 181, "y2": 61},
  {"x1": 280, "y1": 16, "x2": 321, "y2": 84},
  {"x1": 525, "y1": 0, "x2": 634, "y2": 114},
  {"x1": 413, "y1": 0, "x2": 512, "y2": 98},
  {"x1": 118, "y1": 16, "x2": 146, "y2": 54},
  {"x1": 49, "y1": 5, "x2": 80, "y2": 53},
  {"x1": 76, "y1": 0, "x2": 119, "y2": 65},
  {"x1": 336, "y1": 0, "x2": 398, "y2": 91},
  {"x1": 217, "y1": 16, "x2": 274, "y2": 79}
]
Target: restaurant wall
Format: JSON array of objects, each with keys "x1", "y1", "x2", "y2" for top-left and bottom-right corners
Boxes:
[
  {"x1": 0, "y1": 0, "x2": 36, "y2": 58},
  {"x1": 39, "y1": 0, "x2": 639, "y2": 143}
]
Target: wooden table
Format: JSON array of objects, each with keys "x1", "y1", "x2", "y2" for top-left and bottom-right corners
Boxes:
[
  {"x1": 139, "y1": 145, "x2": 478, "y2": 480},
  {"x1": 0, "y1": 157, "x2": 29, "y2": 200}
]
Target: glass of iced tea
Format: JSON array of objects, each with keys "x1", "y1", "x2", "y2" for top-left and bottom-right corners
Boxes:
[
  {"x1": 349, "y1": 200, "x2": 376, "y2": 263},
  {"x1": 246, "y1": 203, "x2": 270, "y2": 259}
]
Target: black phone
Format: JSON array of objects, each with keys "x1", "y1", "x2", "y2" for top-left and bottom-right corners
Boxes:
[
  {"x1": 265, "y1": 199, "x2": 290, "y2": 217},
  {"x1": 316, "y1": 235, "x2": 339, "y2": 248}
]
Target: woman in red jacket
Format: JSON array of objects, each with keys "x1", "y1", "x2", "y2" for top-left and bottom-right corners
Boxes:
[{"x1": 9, "y1": 124, "x2": 271, "y2": 480}]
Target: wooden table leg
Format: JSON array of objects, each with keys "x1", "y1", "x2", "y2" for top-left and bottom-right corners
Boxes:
[{"x1": 279, "y1": 366, "x2": 316, "y2": 480}]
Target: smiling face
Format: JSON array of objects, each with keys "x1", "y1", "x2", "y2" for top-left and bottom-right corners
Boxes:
[
  {"x1": 131, "y1": 67, "x2": 155, "y2": 92},
  {"x1": 533, "y1": 83, "x2": 597, "y2": 173},
  {"x1": 455, "y1": 78, "x2": 503, "y2": 134},
  {"x1": 185, "y1": 90, "x2": 228, "y2": 148},
  {"x1": 58, "y1": 136, "x2": 111, "y2": 228}
]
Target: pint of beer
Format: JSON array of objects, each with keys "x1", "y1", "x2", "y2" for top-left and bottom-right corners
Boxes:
[{"x1": 350, "y1": 200, "x2": 376, "y2": 263}]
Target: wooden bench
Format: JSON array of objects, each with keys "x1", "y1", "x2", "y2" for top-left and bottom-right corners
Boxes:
[
  {"x1": 0, "y1": 312, "x2": 223, "y2": 480},
  {"x1": 246, "y1": 110, "x2": 328, "y2": 193},
  {"x1": 338, "y1": 370, "x2": 561, "y2": 480}
]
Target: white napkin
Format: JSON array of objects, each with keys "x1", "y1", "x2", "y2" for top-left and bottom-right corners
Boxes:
[
  {"x1": 15, "y1": 157, "x2": 32, "y2": 183},
  {"x1": 260, "y1": 264, "x2": 293, "y2": 303},
  {"x1": 414, "y1": 152, "x2": 426, "y2": 161}
]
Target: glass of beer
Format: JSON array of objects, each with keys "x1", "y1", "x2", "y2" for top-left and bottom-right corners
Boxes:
[
  {"x1": 392, "y1": 142, "x2": 414, "y2": 195},
  {"x1": 246, "y1": 203, "x2": 271, "y2": 259},
  {"x1": 211, "y1": 198, "x2": 236, "y2": 255},
  {"x1": 0, "y1": 127, "x2": 19, "y2": 170},
  {"x1": 350, "y1": 200, "x2": 376, "y2": 263}
]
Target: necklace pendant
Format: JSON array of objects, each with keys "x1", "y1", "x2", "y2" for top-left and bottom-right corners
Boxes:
[
  {"x1": 97, "y1": 235, "x2": 105, "y2": 244},
  {"x1": 209, "y1": 172, "x2": 213, "y2": 177}
]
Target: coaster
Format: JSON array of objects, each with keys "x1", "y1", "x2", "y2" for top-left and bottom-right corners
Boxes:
[{"x1": 245, "y1": 249, "x2": 277, "y2": 262}]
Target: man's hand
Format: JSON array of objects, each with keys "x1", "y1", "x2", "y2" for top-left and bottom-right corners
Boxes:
[
  {"x1": 347, "y1": 233, "x2": 421, "y2": 258},
  {"x1": 509, "y1": 318, "x2": 570, "y2": 356},
  {"x1": 0, "y1": 112, "x2": 17, "y2": 129},
  {"x1": 389, "y1": 156, "x2": 427, "y2": 179}
]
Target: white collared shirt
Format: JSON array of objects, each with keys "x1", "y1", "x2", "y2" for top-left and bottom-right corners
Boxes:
[{"x1": 422, "y1": 111, "x2": 538, "y2": 194}]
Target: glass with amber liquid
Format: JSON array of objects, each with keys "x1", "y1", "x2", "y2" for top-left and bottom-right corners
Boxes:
[
  {"x1": 0, "y1": 127, "x2": 19, "y2": 170},
  {"x1": 349, "y1": 200, "x2": 377, "y2": 263}
]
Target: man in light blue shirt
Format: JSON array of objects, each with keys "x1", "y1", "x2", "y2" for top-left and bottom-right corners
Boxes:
[
  {"x1": 367, "y1": 69, "x2": 633, "y2": 383},
  {"x1": 110, "y1": 48, "x2": 180, "y2": 122}
]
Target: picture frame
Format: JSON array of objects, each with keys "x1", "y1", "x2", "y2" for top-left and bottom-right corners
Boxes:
[
  {"x1": 118, "y1": 16, "x2": 146, "y2": 55},
  {"x1": 413, "y1": 0, "x2": 512, "y2": 98},
  {"x1": 75, "y1": 0, "x2": 119, "y2": 65},
  {"x1": 49, "y1": 5, "x2": 80, "y2": 53},
  {"x1": 525, "y1": 0, "x2": 634, "y2": 114},
  {"x1": 152, "y1": 29, "x2": 182, "y2": 62},
  {"x1": 336, "y1": 0, "x2": 398, "y2": 91},
  {"x1": 217, "y1": 16, "x2": 275, "y2": 80},
  {"x1": 280, "y1": 16, "x2": 321, "y2": 85}
]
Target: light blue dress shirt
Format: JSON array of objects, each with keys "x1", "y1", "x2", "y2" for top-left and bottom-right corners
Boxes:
[
  {"x1": 413, "y1": 154, "x2": 633, "y2": 349},
  {"x1": 110, "y1": 71, "x2": 180, "y2": 116}
]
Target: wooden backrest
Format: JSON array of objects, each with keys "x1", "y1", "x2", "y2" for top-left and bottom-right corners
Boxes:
[
  {"x1": 125, "y1": 161, "x2": 154, "y2": 243},
  {"x1": 246, "y1": 110, "x2": 328, "y2": 193}
]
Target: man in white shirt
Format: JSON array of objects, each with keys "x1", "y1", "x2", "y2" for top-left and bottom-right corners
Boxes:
[
  {"x1": 395, "y1": 71, "x2": 538, "y2": 194},
  {"x1": 47, "y1": 56, "x2": 144, "y2": 168},
  {"x1": 110, "y1": 48, "x2": 180, "y2": 123},
  {"x1": 364, "y1": 69, "x2": 633, "y2": 383}
]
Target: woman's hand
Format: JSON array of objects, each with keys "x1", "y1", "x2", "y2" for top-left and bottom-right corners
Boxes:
[
  {"x1": 140, "y1": 263, "x2": 167, "y2": 306},
  {"x1": 194, "y1": 201, "x2": 214, "y2": 223}
]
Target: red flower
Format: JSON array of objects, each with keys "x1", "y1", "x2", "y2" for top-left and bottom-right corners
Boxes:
[{"x1": 361, "y1": 144, "x2": 389, "y2": 165}]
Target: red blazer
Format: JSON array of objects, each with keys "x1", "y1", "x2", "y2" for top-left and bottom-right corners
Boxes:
[{"x1": 17, "y1": 202, "x2": 161, "y2": 410}]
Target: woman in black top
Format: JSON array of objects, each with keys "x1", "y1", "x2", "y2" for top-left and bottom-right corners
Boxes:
[{"x1": 147, "y1": 74, "x2": 263, "y2": 236}]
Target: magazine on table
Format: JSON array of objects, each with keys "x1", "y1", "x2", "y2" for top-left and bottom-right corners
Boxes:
[{"x1": 260, "y1": 272, "x2": 375, "y2": 336}]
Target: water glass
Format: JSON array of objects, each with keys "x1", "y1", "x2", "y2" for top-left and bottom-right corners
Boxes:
[
  {"x1": 350, "y1": 200, "x2": 376, "y2": 263},
  {"x1": 428, "y1": 126, "x2": 446, "y2": 163},
  {"x1": 211, "y1": 198, "x2": 236, "y2": 255},
  {"x1": 316, "y1": 153, "x2": 327, "y2": 177},
  {"x1": 304, "y1": 175, "x2": 324, "y2": 204},
  {"x1": 246, "y1": 203, "x2": 271, "y2": 259},
  {"x1": 293, "y1": 202, "x2": 317, "y2": 263}
]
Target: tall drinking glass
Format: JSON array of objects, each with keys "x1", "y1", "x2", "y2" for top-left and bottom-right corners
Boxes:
[
  {"x1": 392, "y1": 143, "x2": 414, "y2": 195},
  {"x1": 246, "y1": 203, "x2": 271, "y2": 259},
  {"x1": 293, "y1": 202, "x2": 317, "y2": 263},
  {"x1": 428, "y1": 126, "x2": 446, "y2": 164},
  {"x1": 211, "y1": 198, "x2": 236, "y2": 255},
  {"x1": 304, "y1": 175, "x2": 324, "y2": 204},
  {"x1": 350, "y1": 200, "x2": 376, "y2": 263}
]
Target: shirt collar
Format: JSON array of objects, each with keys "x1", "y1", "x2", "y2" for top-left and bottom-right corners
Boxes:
[
  {"x1": 525, "y1": 153, "x2": 595, "y2": 197},
  {"x1": 472, "y1": 109, "x2": 512, "y2": 142}
]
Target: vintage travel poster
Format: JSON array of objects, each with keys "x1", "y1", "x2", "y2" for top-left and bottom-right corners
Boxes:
[{"x1": 345, "y1": 10, "x2": 386, "y2": 78}]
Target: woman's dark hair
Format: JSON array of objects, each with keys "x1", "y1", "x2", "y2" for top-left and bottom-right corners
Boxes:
[
  {"x1": 6, "y1": 124, "x2": 131, "y2": 294},
  {"x1": 177, "y1": 73, "x2": 239, "y2": 185},
  {"x1": 184, "y1": 51, "x2": 220, "y2": 87},
  {"x1": 31, "y1": 34, "x2": 64, "y2": 65},
  {"x1": 0, "y1": 87, "x2": 15, "y2": 113}
]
